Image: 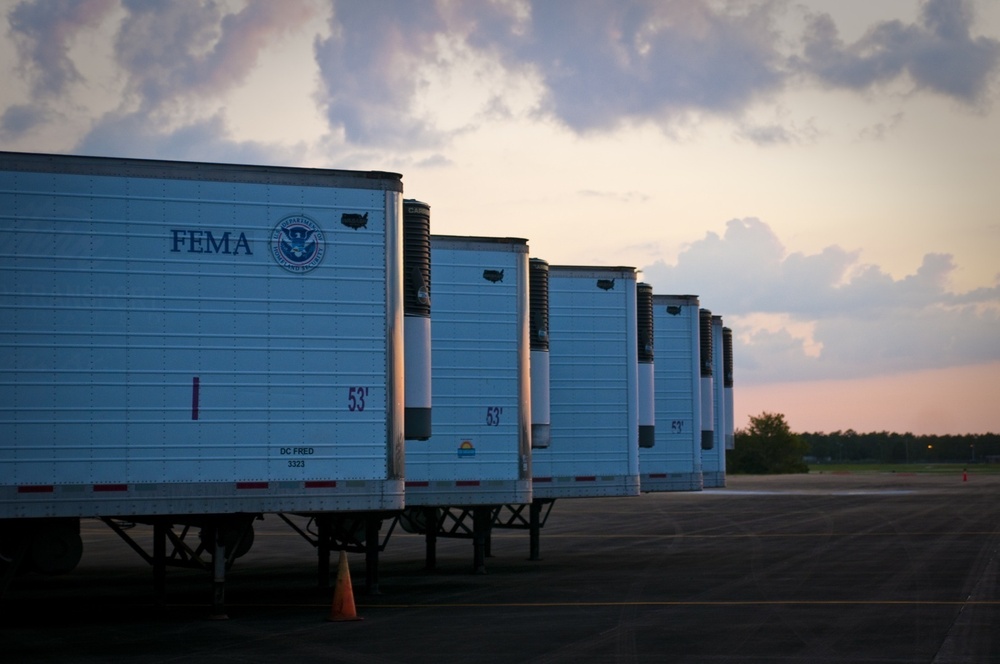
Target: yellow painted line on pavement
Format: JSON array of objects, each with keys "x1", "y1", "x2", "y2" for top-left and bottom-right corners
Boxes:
[
  {"x1": 179, "y1": 599, "x2": 1000, "y2": 609},
  {"x1": 541, "y1": 531, "x2": 1000, "y2": 538}
]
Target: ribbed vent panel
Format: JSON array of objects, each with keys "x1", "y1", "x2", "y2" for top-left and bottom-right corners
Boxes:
[
  {"x1": 699, "y1": 308, "x2": 713, "y2": 377},
  {"x1": 636, "y1": 282, "x2": 653, "y2": 362},
  {"x1": 529, "y1": 258, "x2": 549, "y2": 351},
  {"x1": 403, "y1": 199, "x2": 431, "y2": 316},
  {"x1": 723, "y1": 326, "x2": 734, "y2": 388}
]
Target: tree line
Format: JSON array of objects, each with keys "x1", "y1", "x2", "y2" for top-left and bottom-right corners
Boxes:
[
  {"x1": 798, "y1": 430, "x2": 1000, "y2": 465},
  {"x1": 726, "y1": 412, "x2": 1000, "y2": 474}
]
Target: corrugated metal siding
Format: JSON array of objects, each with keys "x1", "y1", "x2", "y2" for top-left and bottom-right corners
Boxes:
[
  {"x1": 534, "y1": 267, "x2": 639, "y2": 495},
  {"x1": 1, "y1": 166, "x2": 395, "y2": 496},
  {"x1": 641, "y1": 295, "x2": 703, "y2": 484},
  {"x1": 405, "y1": 237, "x2": 528, "y2": 499}
]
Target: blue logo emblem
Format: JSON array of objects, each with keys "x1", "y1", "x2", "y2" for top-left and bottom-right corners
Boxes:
[{"x1": 271, "y1": 215, "x2": 325, "y2": 273}]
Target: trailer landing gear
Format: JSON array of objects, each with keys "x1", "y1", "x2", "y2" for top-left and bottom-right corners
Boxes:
[
  {"x1": 277, "y1": 511, "x2": 396, "y2": 595},
  {"x1": 101, "y1": 514, "x2": 257, "y2": 618}
]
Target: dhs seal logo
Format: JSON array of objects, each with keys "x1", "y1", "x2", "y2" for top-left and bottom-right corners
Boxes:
[{"x1": 271, "y1": 215, "x2": 325, "y2": 273}]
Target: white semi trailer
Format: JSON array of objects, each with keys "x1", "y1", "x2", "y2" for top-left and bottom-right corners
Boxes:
[
  {"x1": 699, "y1": 308, "x2": 715, "y2": 455},
  {"x1": 704, "y1": 315, "x2": 727, "y2": 487},
  {"x1": 723, "y1": 325, "x2": 735, "y2": 451},
  {"x1": 400, "y1": 234, "x2": 531, "y2": 572},
  {"x1": 636, "y1": 282, "x2": 655, "y2": 450},
  {"x1": 0, "y1": 151, "x2": 419, "y2": 609},
  {"x1": 639, "y1": 294, "x2": 704, "y2": 492},
  {"x1": 491, "y1": 264, "x2": 642, "y2": 562},
  {"x1": 531, "y1": 266, "x2": 641, "y2": 499}
]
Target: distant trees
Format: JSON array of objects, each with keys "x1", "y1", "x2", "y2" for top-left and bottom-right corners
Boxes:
[
  {"x1": 799, "y1": 431, "x2": 1000, "y2": 464},
  {"x1": 724, "y1": 413, "x2": 1000, "y2": 473},
  {"x1": 728, "y1": 412, "x2": 809, "y2": 474}
]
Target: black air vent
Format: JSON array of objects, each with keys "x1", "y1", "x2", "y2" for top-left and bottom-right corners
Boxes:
[
  {"x1": 699, "y1": 309, "x2": 713, "y2": 377},
  {"x1": 529, "y1": 259, "x2": 549, "y2": 351},
  {"x1": 723, "y1": 327, "x2": 734, "y2": 388},
  {"x1": 637, "y1": 283, "x2": 653, "y2": 363},
  {"x1": 403, "y1": 200, "x2": 431, "y2": 316}
]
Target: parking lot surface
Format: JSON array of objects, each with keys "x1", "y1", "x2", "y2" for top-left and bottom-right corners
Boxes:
[{"x1": 4, "y1": 471, "x2": 998, "y2": 663}]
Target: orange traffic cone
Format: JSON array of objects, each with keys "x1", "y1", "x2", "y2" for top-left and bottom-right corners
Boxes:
[{"x1": 328, "y1": 550, "x2": 363, "y2": 622}]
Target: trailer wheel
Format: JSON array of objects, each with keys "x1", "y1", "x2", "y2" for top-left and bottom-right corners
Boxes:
[
  {"x1": 28, "y1": 519, "x2": 83, "y2": 575},
  {"x1": 397, "y1": 508, "x2": 428, "y2": 534},
  {"x1": 200, "y1": 520, "x2": 255, "y2": 560},
  {"x1": 224, "y1": 523, "x2": 254, "y2": 559}
]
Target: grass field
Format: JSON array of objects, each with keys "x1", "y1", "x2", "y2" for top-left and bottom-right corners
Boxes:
[{"x1": 805, "y1": 462, "x2": 1000, "y2": 474}]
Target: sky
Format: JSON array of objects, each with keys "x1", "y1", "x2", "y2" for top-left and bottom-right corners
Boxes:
[{"x1": 2, "y1": 0, "x2": 998, "y2": 435}]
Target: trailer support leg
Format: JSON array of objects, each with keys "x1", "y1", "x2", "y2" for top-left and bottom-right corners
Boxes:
[
  {"x1": 0, "y1": 533, "x2": 29, "y2": 600},
  {"x1": 485, "y1": 513, "x2": 493, "y2": 559},
  {"x1": 153, "y1": 520, "x2": 167, "y2": 604},
  {"x1": 472, "y1": 506, "x2": 491, "y2": 574},
  {"x1": 529, "y1": 500, "x2": 542, "y2": 561},
  {"x1": 364, "y1": 515, "x2": 381, "y2": 595},
  {"x1": 317, "y1": 518, "x2": 332, "y2": 589},
  {"x1": 210, "y1": 525, "x2": 228, "y2": 620},
  {"x1": 424, "y1": 507, "x2": 438, "y2": 571}
]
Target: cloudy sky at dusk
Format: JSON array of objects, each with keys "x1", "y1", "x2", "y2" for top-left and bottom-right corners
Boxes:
[{"x1": 2, "y1": 0, "x2": 998, "y2": 435}]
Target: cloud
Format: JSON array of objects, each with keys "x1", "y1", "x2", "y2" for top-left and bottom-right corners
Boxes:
[
  {"x1": 314, "y1": 1, "x2": 450, "y2": 148},
  {"x1": 641, "y1": 218, "x2": 1000, "y2": 383},
  {"x1": 578, "y1": 188, "x2": 649, "y2": 203},
  {"x1": 74, "y1": 110, "x2": 304, "y2": 165},
  {"x1": 857, "y1": 112, "x2": 905, "y2": 141},
  {"x1": 1, "y1": 102, "x2": 51, "y2": 136},
  {"x1": 114, "y1": 0, "x2": 317, "y2": 108},
  {"x1": 308, "y1": 0, "x2": 999, "y2": 146},
  {"x1": 3, "y1": 0, "x2": 319, "y2": 151},
  {"x1": 414, "y1": 153, "x2": 455, "y2": 169},
  {"x1": 462, "y1": 0, "x2": 788, "y2": 132},
  {"x1": 308, "y1": 1, "x2": 791, "y2": 147},
  {"x1": 7, "y1": 0, "x2": 116, "y2": 98},
  {"x1": 797, "y1": 0, "x2": 1000, "y2": 106},
  {"x1": 644, "y1": 218, "x2": 789, "y2": 312},
  {"x1": 6, "y1": 0, "x2": 998, "y2": 155},
  {"x1": 733, "y1": 114, "x2": 823, "y2": 145},
  {"x1": 734, "y1": 122, "x2": 798, "y2": 145}
]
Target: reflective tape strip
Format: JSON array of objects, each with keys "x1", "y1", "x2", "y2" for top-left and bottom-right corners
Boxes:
[
  {"x1": 17, "y1": 485, "x2": 54, "y2": 493},
  {"x1": 304, "y1": 481, "x2": 337, "y2": 489}
]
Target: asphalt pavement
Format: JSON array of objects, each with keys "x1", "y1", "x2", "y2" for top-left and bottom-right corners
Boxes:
[{"x1": 3, "y1": 471, "x2": 998, "y2": 663}]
